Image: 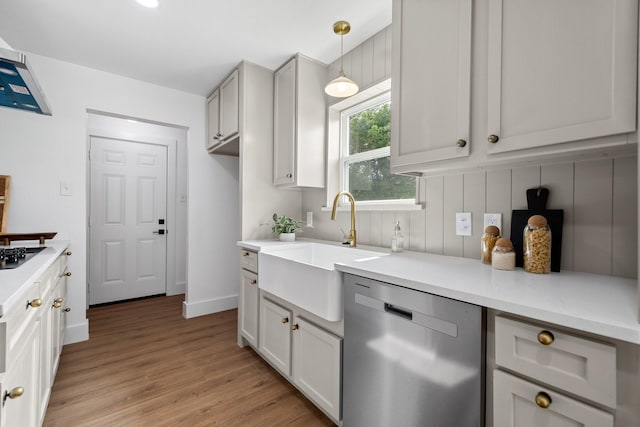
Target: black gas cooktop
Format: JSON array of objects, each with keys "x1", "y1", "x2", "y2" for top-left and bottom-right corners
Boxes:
[{"x1": 0, "y1": 246, "x2": 46, "y2": 270}]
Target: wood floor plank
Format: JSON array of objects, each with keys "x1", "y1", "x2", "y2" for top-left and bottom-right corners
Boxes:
[{"x1": 43, "y1": 295, "x2": 335, "y2": 427}]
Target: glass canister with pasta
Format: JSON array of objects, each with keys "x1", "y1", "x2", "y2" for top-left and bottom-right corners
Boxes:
[{"x1": 523, "y1": 215, "x2": 551, "y2": 274}]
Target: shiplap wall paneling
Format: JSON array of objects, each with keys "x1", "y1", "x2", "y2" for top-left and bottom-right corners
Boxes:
[
  {"x1": 574, "y1": 159, "x2": 613, "y2": 275},
  {"x1": 350, "y1": 45, "x2": 363, "y2": 89},
  {"x1": 443, "y1": 174, "x2": 464, "y2": 257},
  {"x1": 361, "y1": 37, "x2": 374, "y2": 88},
  {"x1": 541, "y1": 163, "x2": 575, "y2": 272},
  {"x1": 369, "y1": 211, "x2": 383, "y2": 247},
  {"x1": 373, "y1": 29, "x2": 389, "y2": 83},
  {"x1": 511, "y1": 166, "x2": 541, "y2": 210},
  {"x1": 409, "y1": 179, "x2": 427, "y2": 252},
  {"x1": 425, "y1": 176, "x2": 445, "y2": 254},
  {"x1": 612, "y1": 156, "x2": 637, "y2": 278},
  {"x1": 486, "y1": 169, "x2": 512, "y2": 243},
  {"x1": 463, "y1": 171, "x2": 486, "y2": 259},
  {"x1": 357, "y1": 211, "x2": 371, "y2": 246}
]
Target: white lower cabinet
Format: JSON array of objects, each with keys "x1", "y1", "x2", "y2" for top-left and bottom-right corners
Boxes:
[
  {"x1": 0, "y1": 247, "x2": 70, "y2": 427},
  {"x1": 292, "y1": 317, "x2": 341, "y2": 421},
  {"x1": 239, "y1": 269, "x2": 259, "y2": 348},
  {"x1": 493, "y1": 314, "x2": 617, "y2": 427},
  {"x1": 3, "y1": 317, "x2": 41, "y2": 427},
  {"x1": 259, "y1": 298, "x2": 292, "y2": 376},
  {"x1": 256, "y1": 294, "x2": 342, "y2": 423},
  {"x1": 494, "y1": 370, "x2": 613, "y2": 427}
]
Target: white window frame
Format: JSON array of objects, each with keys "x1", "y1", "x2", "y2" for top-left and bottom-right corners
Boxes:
[{"x1": 338, "y1": 91, "x2": 417, "y2": 207}]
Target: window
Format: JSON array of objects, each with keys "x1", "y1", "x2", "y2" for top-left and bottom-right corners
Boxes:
[{"x1": 340, "y1": 92, "x2": 416, "y2": 204}]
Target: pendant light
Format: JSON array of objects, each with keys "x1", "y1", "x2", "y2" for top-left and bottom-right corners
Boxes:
[{"x1": 325, "y1": 21, "x2": 359, "y2": 98}]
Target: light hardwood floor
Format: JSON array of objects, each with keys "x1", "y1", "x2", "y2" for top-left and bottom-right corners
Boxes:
[{"x1": 43, "y1": 295, "x2": 335, "y2": 427}]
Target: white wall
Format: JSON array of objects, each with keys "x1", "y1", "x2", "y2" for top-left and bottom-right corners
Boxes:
[{"x1": 0, "y1": 51, "x2": 240, "y2": 341}]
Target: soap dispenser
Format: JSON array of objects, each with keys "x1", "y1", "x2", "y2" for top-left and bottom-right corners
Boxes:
[{"x1": 391, "y1": 221, "x2": 404, "y2": 253}]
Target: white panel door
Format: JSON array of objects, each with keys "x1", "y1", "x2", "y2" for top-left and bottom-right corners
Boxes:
[{"x1": 89, "y1": 137, "x2": 167, "y2": 305}]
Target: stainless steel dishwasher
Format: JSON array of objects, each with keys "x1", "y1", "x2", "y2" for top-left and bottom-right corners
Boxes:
[{"x1": 343, "y1": 274, "x2": 484, "y2": 427}]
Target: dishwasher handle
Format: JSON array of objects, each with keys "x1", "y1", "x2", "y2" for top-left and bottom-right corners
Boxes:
[{"x1": 384, "y1": 303, "x2": 413, "y2": 321}]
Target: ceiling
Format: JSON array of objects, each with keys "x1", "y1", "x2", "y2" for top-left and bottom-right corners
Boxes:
[{"x1": 0, "y1": 0, "x2": 392, "y2": 96}]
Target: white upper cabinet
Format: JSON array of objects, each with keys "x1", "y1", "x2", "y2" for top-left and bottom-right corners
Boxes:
[
  {"x1": 206, "y1": 69, "x2": 239, "y2": 154},
  {"x1": 273, "y1": 54, "x2": 326, "y2": 188},
  {"x1": 390, "y1": 0, "x2": 472, "y2": 171},
  {"x1": 219, "y1": 69, "x2": 239, "y2": 141},
  {"x1": 206, "y1": 88, "x2": 221, "y2": 151},
  {"x1": 487, "y1": 0, "x2": 638, "y2": 154}
]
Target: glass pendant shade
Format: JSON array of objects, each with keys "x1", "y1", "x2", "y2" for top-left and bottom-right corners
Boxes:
[
  {"x1": 325, "y1": 72, "x2": 359, "y2": 97},
  {"x1": 325, "y1": 20, "x2": 359, "y2": 98}
]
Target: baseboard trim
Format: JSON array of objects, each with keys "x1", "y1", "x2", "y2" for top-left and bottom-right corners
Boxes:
[
  {"x1": 64, "y1": 320, "x2": 89, "y2": 344},
  {"x1": 182, "y1": 295, "x2": 238, "y2": 318}
]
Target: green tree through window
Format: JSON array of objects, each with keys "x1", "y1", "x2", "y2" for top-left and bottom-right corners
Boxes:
[{"x1": 344, "y1": 102, "x2": 416, "y2": 201}]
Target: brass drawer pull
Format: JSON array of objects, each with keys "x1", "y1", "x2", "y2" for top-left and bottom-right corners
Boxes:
[
  {"x1": 65, "y1": 271, "x2": 72, "y2": 277},
  {"x1": 488, "y1": 134, "x2": 499, "y2": 143},
  {"x1": 291, "y1": 324, "x2": 299, "y2": 331},
  {"x1": 63, "y1": 307, "x2": 71, "y2": 313},
  {"x1": 281, "y1": 317, "x2": 289, "y2": 324},
  {"x1": 537, "y1": 330, "x2": 554, "y2": 345},
  {"x1": 242, "y1": 251, "x2": 250, "y2": 257},
  {"x1": 4, "y1": 387, "x2": 24, "y2": 402},
  {"x1": 535, "y1": 391, "x2": 552, "y2": 409},
  {"x1": 456, "y1": 139, "x2": 467, "y2": 147},
  {"x1": 27, "y1": 299, "x2": 42, "y2": 308},
  {"x1": 65, "y1": 251, "x2": 72, "y2": 256},
  {"x1": 250, "y1": 279, "x2": 257, "y2": 285}
]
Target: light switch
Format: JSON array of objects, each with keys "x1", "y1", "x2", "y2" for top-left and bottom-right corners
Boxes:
[
  {"x1": 456, "y1": 212, "x2": 472, "y2": 236},
  {"x1": 60, "y1": 181, "x2": 73, "y2": 196}
]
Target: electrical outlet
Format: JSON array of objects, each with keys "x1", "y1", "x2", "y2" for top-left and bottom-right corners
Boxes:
[
  {"x1": 483, "y1": 213, "x2": 502, "y2": 232},
  {"x1": 456, "y1": 212, "x2": 472, "y2": 236}
]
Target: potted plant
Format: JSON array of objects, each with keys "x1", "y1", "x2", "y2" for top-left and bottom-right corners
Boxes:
[{"x1": 272, "y1": 213, "x2": 304, "y2": 242}]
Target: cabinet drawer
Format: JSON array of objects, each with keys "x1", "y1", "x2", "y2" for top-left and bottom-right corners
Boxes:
[
  {"x1": 495, "y1": 315, "x2": 616, "y2": 408},
  {"x1": 0, "y1": 282, "x2": 42, "y2": 373},
  {"x1": 493, "y1": 370, "x2": 613, "y2": 427},
  {"x1": 240, "y1": 249, "x2": 258, "y2": 273}
]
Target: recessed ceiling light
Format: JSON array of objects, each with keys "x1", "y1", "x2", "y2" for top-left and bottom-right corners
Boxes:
[{"x1": 136, "y1": 0, "x2": 158, "y2": 8}]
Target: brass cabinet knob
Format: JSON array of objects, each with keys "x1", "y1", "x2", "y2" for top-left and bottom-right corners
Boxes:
[
  {"x1": 281, "y1": 317, "x2": 289, "y2": 324},
  {"x1": 53, "y1": 301, "x2": 62, "y2": 309},
  {"x1": 537, "y1": 330, "x2": 554, "y2": 345},
  {"x1": 488, "y1": 134, "x2": 499, "y2": 143},
  {"x1": 28, "y1": 299, "x2": 42, "y2": 308},
  {"x1": 456, "y1": 139, "x2": 467, "y2": 147},
  {"x1": 286, "y1": 173, "x2": 293, "y2": 178},
  {"x1": 55, "y1": 297, "x2": 64, "y2": 304},
  {"x1": 63, "y1": 307, "x2": 71, "y2": 313},
  {"x1": 242, "y1": 252, "x2": 250, "y2": 257},
  {"x1": 4, "y1": 387, "x2": 24, "y2": 402},
  {"x1": 65, "y1": 271, "x2": 72, "y2": 277},
  {"x1": 250, "y1": 279, "x2": 257, "y2": 285},
  {"x1": 291, "y1": 324, "x2": 299, "y2": 331},
  {"x1": 535, "y1": 392, "x2": 552, "y2": 409},
  {"x1": 65, "y1": 251, "x2": 72, "y2": 256}
]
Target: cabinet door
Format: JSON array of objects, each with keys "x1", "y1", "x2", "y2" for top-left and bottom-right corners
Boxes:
[
  {"x1": 206, "y1": 89, "x2": 221, "y2": 150},
  {"x1": 220, "y1": 69, "x2": 239, "y2": 141},
  {"x1": 259, "y1": 298, "x2": 291, "y2": 375},
  {"x1": 390, "y1": 0, "x2": 472, "y2": 170},
  {"x1": 292, "y1": 317, "x2": 341, "y2": 422},
  {"x1": 37, "y1": 296, "x2": 53, "y2": 423},
  {"x1": 493, "y1": 370, "x2": 613, "y2": 427},
  {"x1": 52, "y1": 271, "x2": 68, "y2": 377},
  {"x1": 3, "y1": 320, "x2": 41, "y2": 427},
  {"x1": 273, "y1": 58, "x2": 296, "y2": 186},
  {"x1": 240, "y1": 270, "x2": 259, "y2": 347},
  {"x1": 487, "y1": 0, "x2": 638, "y2": 154}
]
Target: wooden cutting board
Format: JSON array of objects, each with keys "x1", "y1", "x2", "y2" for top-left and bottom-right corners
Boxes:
[
  {"x1": 510, "y1": 188, "x2": 564, "y2": 272},
  {"x1": 0, "y1": 175, "x2": 10, "y2": 233},
  {"x1": 0, "y1": 232, "x2": 57, "y2": 246}
]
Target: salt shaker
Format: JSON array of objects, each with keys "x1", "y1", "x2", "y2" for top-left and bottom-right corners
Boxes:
[{"x1": 523, "y1": 215, "x2": 551, "y2": 274}]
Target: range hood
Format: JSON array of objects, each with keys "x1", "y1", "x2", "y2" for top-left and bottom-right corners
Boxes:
[{"x1": 0, "y1": 47, "x2": 51, "y2": 115}]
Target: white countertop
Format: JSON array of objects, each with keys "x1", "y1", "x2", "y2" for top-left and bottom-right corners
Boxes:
[
  {"x1": 0, "y1": 240, "x2": 70, "y2": 316},
  {"x1": 238, "y1": 239, "x2": 640, "y2": 344}
]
